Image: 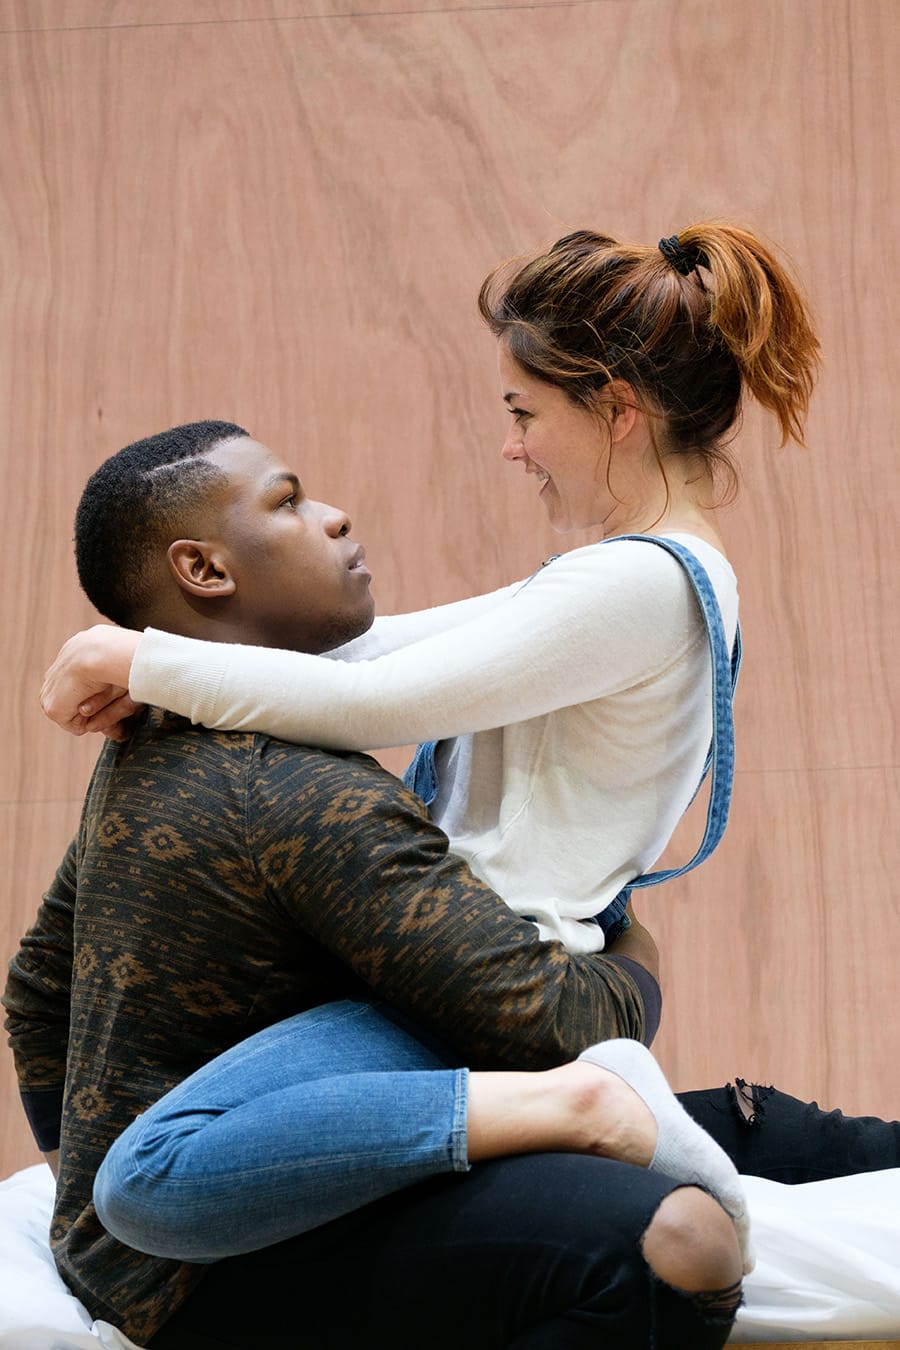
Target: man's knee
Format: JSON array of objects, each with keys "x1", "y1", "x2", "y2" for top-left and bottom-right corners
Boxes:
[{"x1": 641, "y1": 1185, "x2": 742, "y2": 1299}]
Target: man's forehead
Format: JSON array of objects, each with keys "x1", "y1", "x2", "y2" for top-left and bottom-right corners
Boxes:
[{"x1": 206, "y1": 436, "x2": 296, "y2": 487}]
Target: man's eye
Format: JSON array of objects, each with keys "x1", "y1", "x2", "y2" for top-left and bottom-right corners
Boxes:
[{"x1": 280, "y1": 494, "x2": 297, "y2": 509}]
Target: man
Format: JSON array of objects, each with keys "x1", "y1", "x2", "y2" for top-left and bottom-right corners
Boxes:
[{"x1": 5, "y1": 422, "x2": 741, "y2": 1350}]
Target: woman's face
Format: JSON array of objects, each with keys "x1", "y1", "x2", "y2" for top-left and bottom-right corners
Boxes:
[{"x1": 497, "y1": 342, "x2": 615, "y2": 534}]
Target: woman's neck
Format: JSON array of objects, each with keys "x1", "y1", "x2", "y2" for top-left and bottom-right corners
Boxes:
[{"x1": 604, "y1": 449, "x2": 728, "y2": 555}]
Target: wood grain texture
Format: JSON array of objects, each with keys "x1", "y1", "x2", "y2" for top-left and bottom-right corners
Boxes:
[
  {"x1": 0, "y1": 0, "x2": 579, "y2": 33},
  {"x1": 2, "y1": 0, "x2": 898, "y2": 1177},
  {"x1": 650, "y1": 764, "x2": 899, "y2": 1119}
]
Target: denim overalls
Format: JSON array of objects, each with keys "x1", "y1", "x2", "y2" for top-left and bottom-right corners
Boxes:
[{"x1": 404, "y1": 536, "x2": 742, "y2": 943}]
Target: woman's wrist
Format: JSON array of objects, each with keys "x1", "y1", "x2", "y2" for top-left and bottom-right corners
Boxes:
[{"x1": 83, "y1": 625, "x2": 142, "y2": 698}]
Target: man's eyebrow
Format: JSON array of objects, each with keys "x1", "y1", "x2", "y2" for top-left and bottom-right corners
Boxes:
[{"x1": 263, "y1": 471, "x2": 301, "y2": 493}]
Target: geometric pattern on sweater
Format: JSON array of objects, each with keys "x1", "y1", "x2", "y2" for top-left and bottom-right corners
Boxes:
[{"x1": 3, "y1": 708, "x2": 644, "y2": 1343}]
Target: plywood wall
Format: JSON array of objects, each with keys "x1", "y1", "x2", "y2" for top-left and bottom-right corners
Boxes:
[{"x1": 1, "y1": 0, "x2": 897, "y2": 1177}]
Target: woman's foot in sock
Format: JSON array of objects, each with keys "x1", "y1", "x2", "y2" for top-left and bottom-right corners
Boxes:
[{"x1": 577, "y1": 1039, "x2": 754, "y2": 1272}]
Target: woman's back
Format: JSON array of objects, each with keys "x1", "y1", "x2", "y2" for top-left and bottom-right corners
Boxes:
[{"x1": 429, "y1": 533, "x2": 738, "y2": 949}]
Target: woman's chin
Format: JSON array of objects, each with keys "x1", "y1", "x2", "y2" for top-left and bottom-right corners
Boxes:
[{"x1": 545, "y1": 505, "x2": 590, "y2": 536}]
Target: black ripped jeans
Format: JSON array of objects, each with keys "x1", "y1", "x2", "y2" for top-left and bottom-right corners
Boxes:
[
  {"x1": 148, "y1": 1080, "x2": 899, "y2": 1350},
  {"x1": 148, "y1": 1152, "x2": 739, "y2": 1350},
  {"x1": 681, "y1": 1078, "x2": 900, "y2": 1182}
]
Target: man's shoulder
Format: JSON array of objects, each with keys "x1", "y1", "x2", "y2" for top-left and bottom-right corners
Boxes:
[
  {"x1": 112, "y1": 709, "x2": 412, "y2": 806},
  {"x1": 250, "y1": 732, "x2": 418, "y2": 814},
  {"x1": 82, "y1": 713, "x2": 422, "y2": 860}
]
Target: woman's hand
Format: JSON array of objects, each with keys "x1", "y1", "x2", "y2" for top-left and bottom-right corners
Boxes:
[{"x1": 41, "y1": 625, "x2": 144, "y2": 740}]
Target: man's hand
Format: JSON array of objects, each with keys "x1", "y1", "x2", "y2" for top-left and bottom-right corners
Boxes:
[
  {"x1": 606, "y1": 901, "x2": 660, "y2": 985},
  {"x1": 41, "y1": 625, "x2": 144, "y2": 740}
]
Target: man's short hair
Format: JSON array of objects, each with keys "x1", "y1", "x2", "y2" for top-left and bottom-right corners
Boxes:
[{"x1": 75, "y1": 421, "x2": 248, "y2": 627}]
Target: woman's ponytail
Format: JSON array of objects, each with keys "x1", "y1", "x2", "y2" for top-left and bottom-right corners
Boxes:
[
  {"x1": 678, "y1": 223, "x2": 820, "y2": 446},
  {"x1": 480, "y1": 220, "x2": 821, "y2": 489}
]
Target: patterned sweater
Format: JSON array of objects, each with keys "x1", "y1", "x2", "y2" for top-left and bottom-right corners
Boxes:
[{"x1": 3, "y1": 710, "x2": 645, "y2": 1344}]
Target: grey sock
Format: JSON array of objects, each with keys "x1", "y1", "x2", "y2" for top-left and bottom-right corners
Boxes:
[{"x1": 579, "y1": 1038, "x2": 754, "y2": 1272}]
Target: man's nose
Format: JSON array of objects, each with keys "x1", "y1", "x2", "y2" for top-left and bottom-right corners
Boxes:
[{"x1": 320, "y1": 503, "x2": 351, "y2": 536}]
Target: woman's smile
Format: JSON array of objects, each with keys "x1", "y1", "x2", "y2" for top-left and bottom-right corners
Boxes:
[{"x1": 498, "y1": 341, "x2": 614, "y2": 533}]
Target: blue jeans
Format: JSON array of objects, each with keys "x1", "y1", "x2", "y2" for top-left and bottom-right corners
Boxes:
[
  {"x1": 97, "y1": 996, "x2": 900, "y2": 1270},
  {"x1": 94, "y1": 1000, "x2": 469, "y2": 1261},
  {"x1": 99, "y1": 1000, "x2": 741, "y2": 1348}
]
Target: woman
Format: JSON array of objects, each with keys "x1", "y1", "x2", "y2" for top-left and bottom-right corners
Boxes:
[
  {"x1": 46, "y1": 224, "x2": 795, "y2": 950},
  {"x1": 42, "y1": 223, "x2": 836, "y2": 1345}
]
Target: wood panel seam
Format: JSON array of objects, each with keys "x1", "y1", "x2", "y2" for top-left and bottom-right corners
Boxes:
[{"x1": 0, "y1": 0, "x2": 639, "y2": 39}]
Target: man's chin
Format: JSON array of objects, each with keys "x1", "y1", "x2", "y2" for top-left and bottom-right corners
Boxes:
[{"x1": 317, "y1": 603, "x2": 377, "y2": 654}]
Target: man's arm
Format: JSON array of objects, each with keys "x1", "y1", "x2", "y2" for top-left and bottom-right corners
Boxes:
[
  {"x1": 253, "y1": 745, "x2": 654, "y2": 1070},
  {"x1": 607, "y1": 904, "x2": 659, "y2": 983},
  {"x1": 3, "y1": 840, "x2": 77, "y2": 1160},
  {"x1": 603, "y1": 903, "x2": 662, "y2": 1046}
]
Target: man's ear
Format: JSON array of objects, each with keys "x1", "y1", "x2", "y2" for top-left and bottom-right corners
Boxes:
[
  {"x1": 595, "y1": 379, "x2": 640, "y2": 444},
  {"x1": 167, "y1": 540, "x2": 236, "y2": 599}
]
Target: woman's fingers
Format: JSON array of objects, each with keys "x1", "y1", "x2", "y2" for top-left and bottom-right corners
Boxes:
[
  {"x1": 41, "y1": 625, "x2": 142, "y2": 734},
  {"x1": 83, "y1": 692, "x2": 145, "y2": 737}
]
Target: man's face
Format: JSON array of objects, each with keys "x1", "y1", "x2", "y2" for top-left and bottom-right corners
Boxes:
[{"x1": 204, "y1": 437, "x2": 375, "y2": 653}]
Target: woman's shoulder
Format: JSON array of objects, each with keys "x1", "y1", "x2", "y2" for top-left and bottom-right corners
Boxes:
[
  {"x1": 540, "y1": 533, "x2": 738, "y2": 643},
  {"x1": 546, "y1": 533, "x2": 735, "y2": 590}
]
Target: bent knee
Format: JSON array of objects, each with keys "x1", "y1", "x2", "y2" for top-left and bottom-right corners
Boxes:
[
  {"x1": 642, "y1": 1186, "x2": 742, "y2": 1297},
  {"x1": 94, "y1": 1150, "x2": 153, "y2": 1248},
  {"x1": 94, "y1": 1146, "x2": 195, "y2": 1261}
]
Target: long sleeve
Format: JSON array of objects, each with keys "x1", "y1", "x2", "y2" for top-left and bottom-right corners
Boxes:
[
  {"x1": 16, "y1": 716, "x2": 650, "y2": 1344},
  {"x1": 3, "y1": 840, "x2": 77, "y2": 1151},
  {"x1": 131, "y1": 539, "x2": 707, "y2": 751},
  {"x1": 325, "y1": 584, "x2": 519, "y2": 661},
  {"x1": 250, "y1": 741, "x2": 647, "y2": 1067}
]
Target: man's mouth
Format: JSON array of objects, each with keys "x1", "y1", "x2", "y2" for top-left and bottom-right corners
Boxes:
[{"x1": 348, "y1": 545, "x2": 369, "y2": 572}]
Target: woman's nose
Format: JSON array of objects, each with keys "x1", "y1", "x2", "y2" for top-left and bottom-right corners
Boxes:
[{"x1": 501, "y1": 426, "x2": 524, "y2": 461}]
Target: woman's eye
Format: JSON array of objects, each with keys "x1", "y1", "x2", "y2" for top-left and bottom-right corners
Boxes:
[{"x1": 509, "y1": 407, "x2": 528, "y2": 423}]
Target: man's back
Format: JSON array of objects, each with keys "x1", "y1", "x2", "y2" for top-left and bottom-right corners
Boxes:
[
  {"x1": 10, "y1": 711, "x2": 375, "y2": 1339},
  {"x1": 6, "y1": 708, "x2": 646, "y2": 1342}
]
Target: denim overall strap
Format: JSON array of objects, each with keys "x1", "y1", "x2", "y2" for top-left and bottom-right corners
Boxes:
[
  {"x1": 402, "y1": 557, "x2": 562, "y2": 807},
  {"x1": 403, "y1": 739, "x2": 440, "y2": 805},
  {"x1": 597, "y1": 536, "x2": 741, "y2": 937},
  {"x1": 404, "y1": 540, "x2": 741, "y2": 937}
]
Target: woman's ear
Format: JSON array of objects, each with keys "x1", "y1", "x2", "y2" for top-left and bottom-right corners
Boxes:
[
  {"x1": 596, "y1": 379, "x2": 639, "y2": 444},
  {"x1": 167, "y1": 540, "x2": 236, "y2": 599}
]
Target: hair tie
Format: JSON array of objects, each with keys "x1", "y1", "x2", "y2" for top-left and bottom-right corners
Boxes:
[{"x1": 658, "y1": 235, "x2": 698, "y2": 276}]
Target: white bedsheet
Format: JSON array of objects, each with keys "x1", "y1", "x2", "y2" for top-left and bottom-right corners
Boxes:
[
  {"x1": 2, "y1": 1164, "x2": 899, "y2": 1347},
  {"x1": 731, "y1": 1171, "x2": 900, "y2": 1341},
  {"x1": 0, "y1": 1163, "x2": 140, "y2": 1349}
]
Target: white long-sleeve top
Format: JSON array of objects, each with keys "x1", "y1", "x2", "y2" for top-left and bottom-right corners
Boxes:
[{"x1": 131, "y1": 532, "x2": 738, "y2": 953}]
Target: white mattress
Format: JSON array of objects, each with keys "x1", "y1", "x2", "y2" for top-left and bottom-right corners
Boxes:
[{"x1": 2, "y1": 1164, "x2": 899, "y2": 1347}]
